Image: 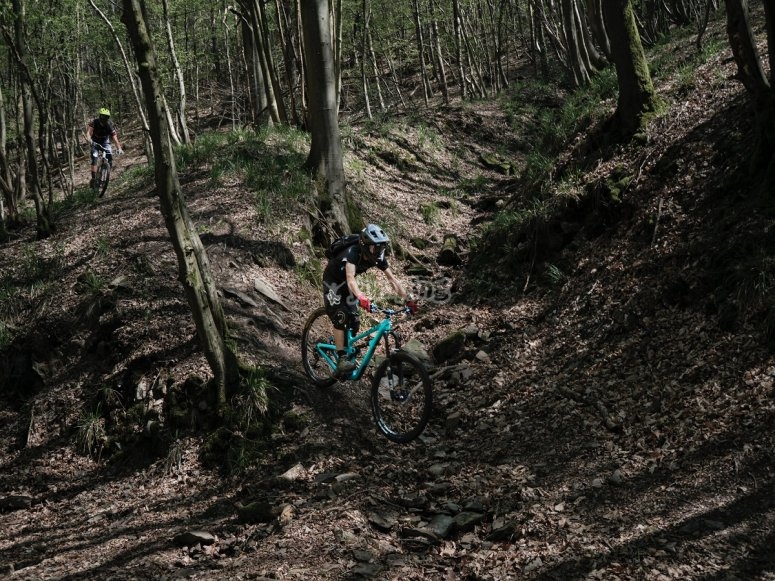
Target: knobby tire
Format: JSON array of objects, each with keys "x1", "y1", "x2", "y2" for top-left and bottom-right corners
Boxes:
[
  {"x1": 98, "y1": 160, "x2": 111, "y2": 198},
  {"x1": 301, "y1": 306, "x2": 338, "y2": 388},
  {"x1": 371, "y1": 351, "x2": 432, "y2": 443}
]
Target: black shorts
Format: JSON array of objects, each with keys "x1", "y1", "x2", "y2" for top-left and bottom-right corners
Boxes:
[{"x1": 323, "y1": 279, "x2": 360, "y2": 331}]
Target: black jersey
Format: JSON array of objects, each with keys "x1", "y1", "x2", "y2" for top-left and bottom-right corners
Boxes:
[
  {"x1": 323, "y1": 243, "x2": 388, "y2": 285},
  {"x1": 89, "y1": 118, "x2": 116, "y2": 145}
]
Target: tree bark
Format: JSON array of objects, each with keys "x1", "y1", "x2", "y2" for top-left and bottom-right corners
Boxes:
[
  {"x1": 122, "y1": 0, "x2": 241, "y2": 412},
  {"x1": 162, "y1": 0, "x2": 191, "y2": 143},
  {"x1": 725, "y1": 0, "x2": 775, "y2": 186},
  {"x1": 4, "y1": 0, "x2": 52, "y2": 239},
  {"x1": 603, "y1": 0, "x2": 659, "y2": 137},
  {"x1": 87, "y1": 0, "x2": 152, "y2": 158},
  {"x1": 300, "y1": 0, "x2": 355, "y2": 239}
]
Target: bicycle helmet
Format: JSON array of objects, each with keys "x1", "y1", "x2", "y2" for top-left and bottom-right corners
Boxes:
[
  {"x1": 99, "y1": 107, "x2": 110, "y2": 119},
  {"x1": 360, "y1": 223, "x2": 389, "y2": 263}
]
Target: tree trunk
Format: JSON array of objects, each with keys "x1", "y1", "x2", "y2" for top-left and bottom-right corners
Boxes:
[
  {"x1": 257, "y1": 0, "x2": 287, "y2": 123},
  {"x1": 87, "y1": 0, "x2": 152, "y2": 158},
  {"x1": 453, "y1": 0, "x2": 467, "y2": 98},
  {"x1": 162, "y1": 0, "x2": 191, "y2": 143},
  {"x1": 0, "y1": 82, "x2": 19, "y2": 225},
  {"x1": 276, "y1": 0, "x2": 303, "y2": 126},
  {"x1": 430, "y1": 0, "x2": 450, "y2": 103},
  {"x1": 603, "y1": 0, "x2": 659, "y2": 137},
  {"x1": 361, "y1": 0, "x2": 373, "y2": 119},
  {"x1": 6, "y1": 0, "x2": 52, "y2": 239},
  {"x1": 300, "y1": 0, "x2": 356, "y2": 239},
  {"x1": 122, "y1": 0, "x2": 241, "y2": 412},
  {"x1": 587, "y1": 0, "x2": 612, "y2": 59},
  {"x1": 412, "y1": 0, "x2": 432, "y2": 105},
  {"x1": 725, "y1": 0, "x2": 775, "y2": 185}
]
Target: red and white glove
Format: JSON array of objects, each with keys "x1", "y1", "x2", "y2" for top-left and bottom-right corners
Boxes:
[{"x1": 357, "y1": 295, "x2": 371, "y2": 311}]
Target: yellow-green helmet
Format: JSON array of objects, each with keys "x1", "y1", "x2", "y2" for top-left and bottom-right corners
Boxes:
[{"x1": 99, "y1": 107, "x2": 110, "y2": 117}]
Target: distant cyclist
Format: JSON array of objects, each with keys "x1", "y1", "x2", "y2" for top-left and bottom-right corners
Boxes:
[
  {"x1": 322, "y1": 223, "x2": 417, "y2": 376},
  {"x1": 86, "y1": 107, "x2": 123, "y2": 189}
]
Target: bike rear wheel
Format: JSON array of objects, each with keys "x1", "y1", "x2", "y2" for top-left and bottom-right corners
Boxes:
[
  {"x1": 301, "y1": 306, "x2": 338, "y2": 388},
  {"x1": 371, "y1": 351, "x2": 432, "y2": 443},
  {"x1": 98, "y1": 160, "x2": 111, "y2": 197}
]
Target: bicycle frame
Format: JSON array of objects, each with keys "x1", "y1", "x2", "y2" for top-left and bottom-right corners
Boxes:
[{"x1": 315, "y1": 311, "x2": 396, "y2": 381}]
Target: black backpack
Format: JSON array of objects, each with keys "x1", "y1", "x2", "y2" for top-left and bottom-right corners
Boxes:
[{"x1": 325, "y1": 233, "x2": 360, "y2": 258}]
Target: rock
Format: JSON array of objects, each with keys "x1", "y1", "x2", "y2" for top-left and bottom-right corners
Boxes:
[
  {"x1": 0, "y1": 495, "x2": 33, "y2": 512},
  {"x1": 487, "y1": 521, "x2": 521, "y2": 542},
  {"x1": 428, "y1": 514, "x2": 455, "y2": 538},
  {"x1": 223, "y1": 287, "x2": 258, "y2": 307},
  {"x1": 454, "y1": 512, "x2": 484, "y2": 532},
  {"x1": 367, "y1": 511, "x2": 396, "y2": 531},
  {"x1": 432, "y1": 331, "x2": 465, "y2": 363},
  {"x1": 474, "y1": 350, "x2": 490, "y2": 363},
  {"x1": 235, "y1": 501, "x2": 276, "y2": 524},
  {"x1": 254, "y1": 277, "x2": 289, "y2": 310},
  {"x1": 173, "y1": 530, "x2": 216, "y2": 547},
  {"x1": 279, "y1": 463, "x2": 307, "y2": 482},
  {"x1": 445, "y1": 411, "x2": 462, "y2": 433},
  {"x1": 401, "y1": 338, "x2": 433, "y2": 367}
]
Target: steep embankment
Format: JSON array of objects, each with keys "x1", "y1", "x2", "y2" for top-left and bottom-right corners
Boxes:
[{"x1": 2, "y1": 18, "x2": 775, "y2": 581}]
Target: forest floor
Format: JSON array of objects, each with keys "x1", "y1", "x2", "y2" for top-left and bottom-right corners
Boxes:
[{"x1": 2, "y1": 14, "x2": 775, "y2": 581}]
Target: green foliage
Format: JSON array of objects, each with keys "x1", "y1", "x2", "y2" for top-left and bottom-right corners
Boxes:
[
  {"x1": 543, "y1": 263, "x2": 566, "y2": 287},
  {"x1": 176, "y1": 128, "x2": 311, "y2": 225},
  {"x1": 120, "y1": 162, "x2": 156, "y2": 185},
  {"x1": 55, "y1": 186, "x2": 98, "y2": 212},
  {"x1": 729, "y1": 252, "x2": 775, "y2": 310},
  {"x1": 232, "y1": 367, "x2": 276, "y2": 429},
  {"x1": 164, "y1": 437, "x2": 184, "y2": 476},
  {"x1": 0, "y1": 279, "x2": 21, "y2": 320},
  {"x1": 76, "y1": 405, "x2": 106, "y2": 459},
  {"x1": 95, "y1": 237, "x2": 111, "y2": 258},
  {"x1": 420, "y1": 202, "x2": 440, "y2": 225},
  {"x1": 0, "y1": 320, "x2": 11, "y2": 349},
  {"x1": 416, "y1": 123, "x2": 442, "y2": 151},
  {"x1": 15, "y1": 243, "x2": 65, "y2": 286},
  {"x1": 295, "y1": 259, "x2": 322, "y2": 290},
  {"x1": 79, "y1": 270, "x2": 105, "y2": 295},
  {"x1": 457, "y1": 174, "x2": 488, "y2": 195},
  {"x1": 20, "y1": 244, "x2": 46, "y2": 282}
]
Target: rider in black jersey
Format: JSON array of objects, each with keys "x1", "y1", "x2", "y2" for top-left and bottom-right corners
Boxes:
[
  {"x1": 322, "y1": 223, "x2": 417, "y2": 376},
  {"x1": 86, "y1": 107, "x2": 123, "y2": 189}
]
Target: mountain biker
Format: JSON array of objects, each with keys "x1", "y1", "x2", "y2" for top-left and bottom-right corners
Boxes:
[
  {"x1": 323, "y1": 223, "x2": 418, "y2": 376},
  {"x1": 87, "y1": 107, "x2": 123, "y2": 189}
]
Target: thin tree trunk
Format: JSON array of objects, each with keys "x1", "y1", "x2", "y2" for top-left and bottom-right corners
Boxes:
[
  {"x1": 361, "y1": 0, "x2": 372, "y2": 119},
  {"x1": 725, "y1": 0, "x2": 775, "y2": 183},
  {"x1": 366, "y1": 5, "x2": 385, "y2": 111},
  {"x1": 259, "y1": 0, "x2": 288, "y2": 123},
  {"x1": 162, "y1": 0, "x2": 191, "y2": 143},
  {"x1": 4, "y1": 0, "x2": 52, "y2": 238},
  {"x1": 122, "y1": 0, "x2": 241, "y2": 412},
  {"x1": 88, "y1": 0, "x2": 152, "y2": 158},
  {"x1": 412, "y1": 0, "x2": 432, "y2": 105},
  {"x1": 430, "y1": 0, "x2": 450, "y2": 103}
]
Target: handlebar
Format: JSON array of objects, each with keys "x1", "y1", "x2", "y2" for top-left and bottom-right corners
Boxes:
[
  {"x1": 369, "y1": 304, "x2": 412, "y2": 316},
  {"x1": 91, "y1": 142, "x2": 122, "y2": 155}
]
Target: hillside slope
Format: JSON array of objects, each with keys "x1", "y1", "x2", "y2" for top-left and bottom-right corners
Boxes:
[{"x1": 1, "y1": 16, "x2": 775, "y2": 581}]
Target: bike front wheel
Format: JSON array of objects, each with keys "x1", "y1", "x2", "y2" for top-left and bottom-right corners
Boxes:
[
  {"x1": 301, "y1": 306, "x2": 338, "y2": 388},
  {"x1": 98, "y1": 159, "x2": 111, "y2": 197},
  {"x1": 371, "y1": 351, "x2": 432, "y2": 443}
]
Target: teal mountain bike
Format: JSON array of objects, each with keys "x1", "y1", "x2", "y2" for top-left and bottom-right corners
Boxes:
[{"x1": 301, "y1": 304, "x2": 432, "y2": 443}]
